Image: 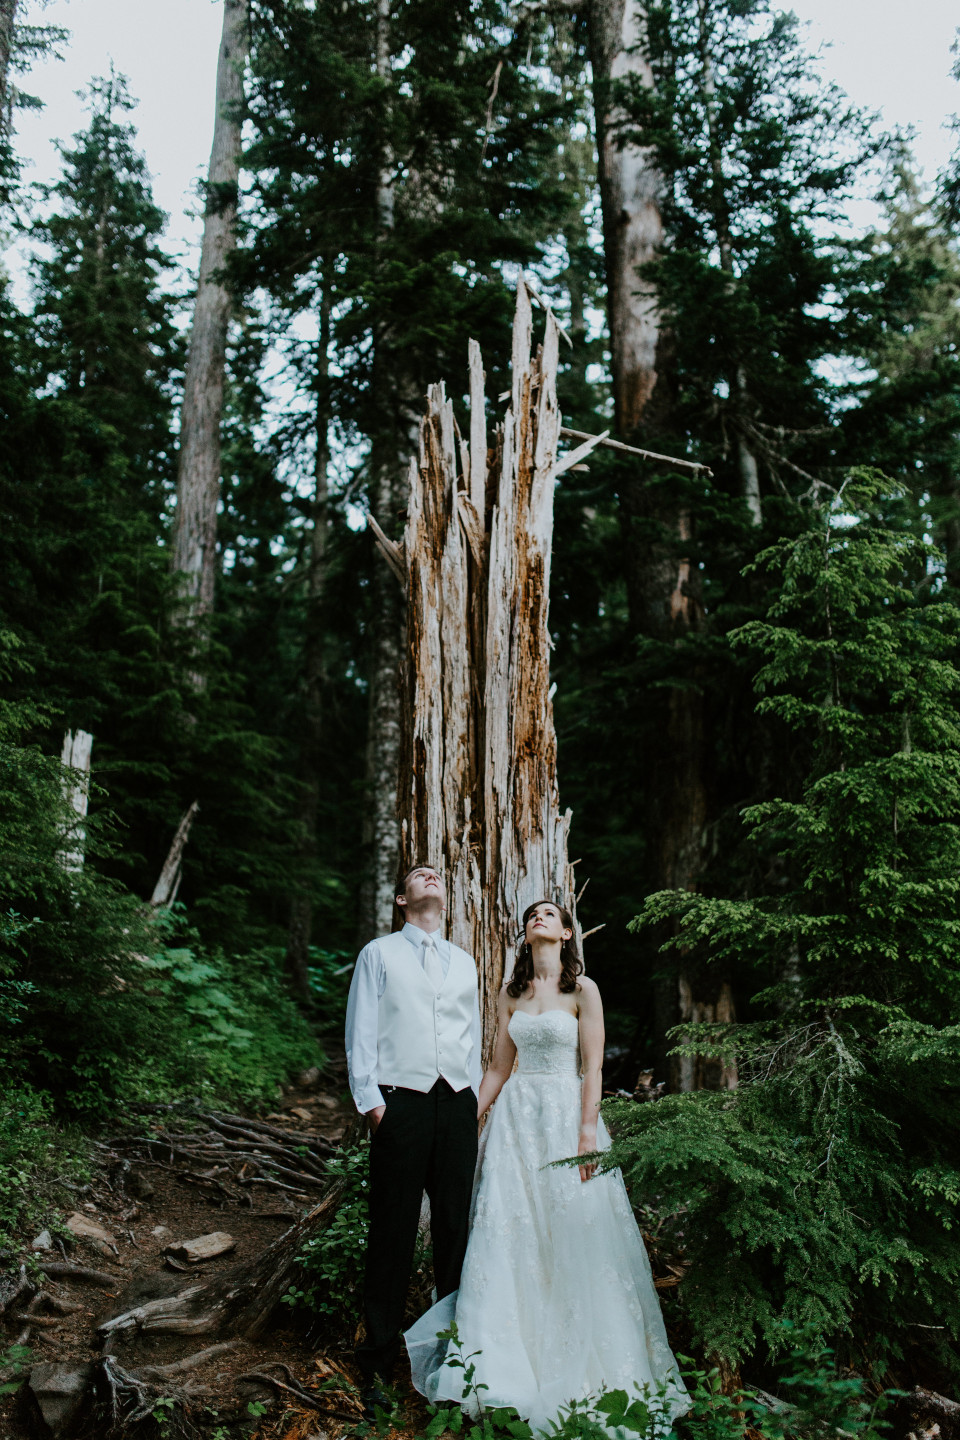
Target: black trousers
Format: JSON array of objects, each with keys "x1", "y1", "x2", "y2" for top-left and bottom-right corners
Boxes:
[{"x1": 357, "y1": 1078, "x2": 478, "y2": 1380}]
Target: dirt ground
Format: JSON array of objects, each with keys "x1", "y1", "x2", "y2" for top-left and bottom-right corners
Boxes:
[{"x1": 0, "y1": 1050, "x2": 432, "y2": 1440}]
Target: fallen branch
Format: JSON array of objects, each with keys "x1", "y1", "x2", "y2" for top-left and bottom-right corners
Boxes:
[
  {"x1": 236, "y1": 1366, "x2": 360, "y2": 1423},
  {"x1": 559, "y1": 426, "x2": 712, "y2": 477},
  {"x1": 150, "y1": 800, "x2": 199, "y2": 907}
]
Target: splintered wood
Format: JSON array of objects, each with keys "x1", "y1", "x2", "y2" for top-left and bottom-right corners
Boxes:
[{"x1": 381, "y1": 280, "x2": 602, "y2": 1056}]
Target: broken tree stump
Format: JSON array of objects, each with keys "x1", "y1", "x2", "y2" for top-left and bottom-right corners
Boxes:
[{"x1": 379, "y1": 278, "x2": 605, "y2": 1056}]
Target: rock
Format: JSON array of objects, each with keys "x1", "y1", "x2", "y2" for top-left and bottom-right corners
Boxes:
[
  {"x1": 81, "y1": 1202, "x2": 97, "y2": 1213},
  {"x1": 318, "y1": 1095, "x2": 339, "y2": 1111},
  {"x1": 289, "y1": 1106, "x2": 313, "y2": 1122},
  {"x1": 65, "y1": 1212, "x2": 116, "y2": 1247},
  {"x1": 27, "y1": 1362, "x2": 95, "y2": 1436},
  {"x1": 151, "y1": 1225, "x2": 172, "y2": 1240},
  {"x1": 165, "y1": 1231, "x2": 236, "y2": 1264},
  {"x1": 31, "y1": 1230, "x2": 53, "y2": 1251},
  {"x1": 296, "y1": 1066, "x2": 321, "y2": 1089},
  {"x1": 125, "y1": 1168, "x2": 155, "y2": 1199}
]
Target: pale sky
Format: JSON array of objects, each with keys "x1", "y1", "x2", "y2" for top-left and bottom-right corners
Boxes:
[{"x1": 8, "y1": 0, "x2": 960, "y2": 282}]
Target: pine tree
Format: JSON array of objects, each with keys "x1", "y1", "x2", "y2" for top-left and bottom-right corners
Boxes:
[
  {"x1": 574, "y1": 0, "x2": 886, "y2": 1085},
  {"x1": 240, "y1": 0, "x2": 587, "y2": 949},
  {"x1": 610, "y1": 472, "x2": 960, "y2": 1382},
  {"x1": 839, "y1": 160, "x2": 960, "y2": 581},
  {"x1": 31, "y1": 70, "x2": 180, "y2": 498}
]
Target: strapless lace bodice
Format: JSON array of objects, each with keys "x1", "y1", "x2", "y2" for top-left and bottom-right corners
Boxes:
[{"x1": 508, "y1": 1009, "x2": 581, "y2": 1076}]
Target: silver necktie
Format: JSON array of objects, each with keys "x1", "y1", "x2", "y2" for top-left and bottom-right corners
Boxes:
[{"x1": 422, "y1": 937, "x2": 444, "y2": 992}]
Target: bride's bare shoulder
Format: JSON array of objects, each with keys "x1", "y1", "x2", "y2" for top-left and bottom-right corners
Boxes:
[{"x1": 576, "y1": 974, "x2": 602, "y2": 1007}]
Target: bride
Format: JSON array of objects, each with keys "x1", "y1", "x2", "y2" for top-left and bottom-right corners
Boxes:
[{"x1": 405, "y1": 900, "x2": 689, "y2": 1432}]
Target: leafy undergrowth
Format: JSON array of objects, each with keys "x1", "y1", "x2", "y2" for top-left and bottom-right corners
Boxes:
[
  {"x1": 0, "y1": 1085, "x2": 90, "y2": 1259},
  {"x1": 262, "y1": 1322, "x2": 898, "y2": 1440}
]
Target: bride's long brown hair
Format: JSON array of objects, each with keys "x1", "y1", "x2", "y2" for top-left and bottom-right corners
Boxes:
[{"x1": 506, "y1": 900, "x2": 582, "y2": 998}]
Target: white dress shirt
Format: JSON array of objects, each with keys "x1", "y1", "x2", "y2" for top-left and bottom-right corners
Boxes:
[{"x1": 345, "y1": 921, "x2": 483, "y2": 1115}]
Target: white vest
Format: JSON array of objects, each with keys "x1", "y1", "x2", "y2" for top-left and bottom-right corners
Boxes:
[{"x1": 376, "y1": 931, "x2": 477, "y2": 1094}]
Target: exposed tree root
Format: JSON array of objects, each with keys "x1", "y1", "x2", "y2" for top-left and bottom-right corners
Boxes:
[
  {"x1": 36, "y1": 1260, "x2": 119, "y2": 1289},
  {"x1": 99, "y1": 1177, "x2": 345, "y2": 1340}
]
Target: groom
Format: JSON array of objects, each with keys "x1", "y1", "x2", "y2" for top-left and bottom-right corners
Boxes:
[{"x1": 345, "y1": 864, "x2": 481, "y2": 1405}]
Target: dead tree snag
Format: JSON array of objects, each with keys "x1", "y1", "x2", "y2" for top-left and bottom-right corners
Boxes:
[{"x1": 383, "y1": 280, "x2": 604, "y2": 1055}]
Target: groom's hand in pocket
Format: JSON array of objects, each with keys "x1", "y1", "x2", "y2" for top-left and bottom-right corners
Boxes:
[{"x1": 367, "y1": 1104, "x2": 386, "y2": 1132}]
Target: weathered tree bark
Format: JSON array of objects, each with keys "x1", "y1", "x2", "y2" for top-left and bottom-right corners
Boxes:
[
  {"x1": 59, "y1": 729, "x2": 93, "y2": 874},
  {"x1": 356, "y1": 0, "x2": 418, "y2": 942},
  {"x1": 589, "y1": 0, "x2": 663, "y2": 434},
  {"x1": 286, "y1": 298, "x2": 332, "y2": 1002},
  {"x1": 150, "y1": 802, "x2": 199, "y2": 908},
  {"x1": 385, "y1": 283, "x2": 600, "y2": 1054},
  {"x1": 588, "y1": 0, "x2": 736, "y2": 1091},
  {"x1": 169, "y1": 0, "x2": 248, "y2": 632}
]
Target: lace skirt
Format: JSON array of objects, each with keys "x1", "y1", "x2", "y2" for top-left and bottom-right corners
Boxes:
[{"x1": 405, "y1": 1070, "x2": 689, "y2": 1434}]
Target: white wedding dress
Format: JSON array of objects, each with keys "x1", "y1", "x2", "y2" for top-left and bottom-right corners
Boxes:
[{"x1": 405, "y1": 1009, "x2": 689, "y2": 1434}]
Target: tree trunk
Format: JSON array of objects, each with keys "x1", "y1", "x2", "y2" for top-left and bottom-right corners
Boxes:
[
  {"x1": 589, "y1": 0, "x2": 663, "y2": 436},
  {"x1": 588, "y1": 0, "x2": 736, "y2": 1091},
  {"x1": 169, "y1": 0, "x2": 248, "y2": 632},
  {"x1": 356, "y1": 448, "x2": 407, "y2": 942},
  {"x1": 59, "y1": 729, "x2": 93, "y2": 874},
  {"x1": 356, "y1": 0, "x2": 416, "y2": 942},
  {"x1": 384, "y1": 282, "x2": 595, "y2": 1055},
  {"x1": 285, "y1": 296, "x2": 332, "y2": 1003}
]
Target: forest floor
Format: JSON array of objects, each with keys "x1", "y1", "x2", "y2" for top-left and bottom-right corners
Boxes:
[{"x1": 0, "y1": 1048, "x2": 432, "y2": 1440}]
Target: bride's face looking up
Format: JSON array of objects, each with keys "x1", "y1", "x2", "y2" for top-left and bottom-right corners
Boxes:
[{"x1": 525, "y1": 902, "x2": 573, "y2": 958}]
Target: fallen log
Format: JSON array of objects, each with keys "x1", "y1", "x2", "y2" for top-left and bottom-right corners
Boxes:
[{"x1": 99, "y1": 1176, "x2": 344, "y2": 1339}]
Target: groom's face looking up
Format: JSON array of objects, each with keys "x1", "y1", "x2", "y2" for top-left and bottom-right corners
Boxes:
[{"x1": 396, "y1": 865, "x2": 446, "y2": 930}]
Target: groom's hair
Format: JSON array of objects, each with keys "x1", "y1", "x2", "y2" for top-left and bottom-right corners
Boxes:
[
  {"x1": 392, "y1": 862, "x2": 443, "y2": 932},
  {"x1": 396, "y1": 862, "x2": 442, "y2": 897}
]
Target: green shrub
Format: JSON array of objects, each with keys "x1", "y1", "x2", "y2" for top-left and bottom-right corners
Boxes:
[
  {"x1": 615, "y1": 475, "x2": 960, "y2": 1385},
  {"x1": 127, "y1": 917, "x2": 321, "y2": 1107},
  {"x1": 282, "y1": 1139, "x2": 371, "y2": 1334},
  {"x1": 0, "y1": 633, "x2": 319, "y2": 1128},
  {"x1": 0, "y1": 1084, "x2": 88, "y2": 1256}
]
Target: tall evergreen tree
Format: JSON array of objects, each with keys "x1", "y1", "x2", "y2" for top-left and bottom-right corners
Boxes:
[
  {"x1": 240, "y1": 0, "x2": 586, "y2": 951},
  {"x1": 31, "y1": 71, "x2": 180, "y2": 497},
  {"x1": 612, "y1": 473, "x2": 960, "y2": 1384},
  {"x1": 570, "y1": 0, "x2": 886, "y2": 1084},
  {"x1": 840, "y1": 161, "x2": 960, "y2": 580}
]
